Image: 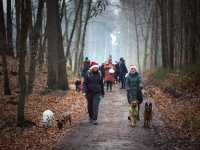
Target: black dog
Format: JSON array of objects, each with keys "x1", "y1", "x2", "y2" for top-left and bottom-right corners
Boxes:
[{"x1": 75, "y1": 79, "x2": 81, "y2": 92}]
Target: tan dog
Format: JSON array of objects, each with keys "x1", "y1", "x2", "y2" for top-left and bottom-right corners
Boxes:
[
  {"x1": 129, "y1": 100, "x2": 139, "y2": 127},
  {"x1": 56, "y1": 111, "x2": 72, "y2": 130},
  {"x1": 143, "y1": 102, "x2": 153, "y2": 128}
]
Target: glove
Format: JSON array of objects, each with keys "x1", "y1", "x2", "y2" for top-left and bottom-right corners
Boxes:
[
  {"x1": 139, "y1": 87, "x2": 143, "y2": 90},
  {"x1": 127, "y1": 89, "x2": 131, "y2": 93}
]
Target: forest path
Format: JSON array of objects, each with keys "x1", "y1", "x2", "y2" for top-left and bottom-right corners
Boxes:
[{"x1": 55, "y1": 84, "x2": 161, "y2": 150}]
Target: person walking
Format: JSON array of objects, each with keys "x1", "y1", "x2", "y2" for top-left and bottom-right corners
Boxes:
[
  {"x1": 125, "y1": 64, "x2": 143, "y2": 120},
  {"x1": 104, "y1": 55, "x2": 116, "y2": 92},
  {"x1": 82, "y1": 62, "x2": 105, "y2": 125},
  {"x1": 119, "y1": 57, "x2": 128, "y2": 89},
  {"x1": 81, "y1": 57, "x2": 90, "y2": 77},
  {"x1": 99, "y1": 62, "x2": 105, "y2": 85},
  {"x1": 114, "y1": 61, "x2": 120, "y2": 84}
]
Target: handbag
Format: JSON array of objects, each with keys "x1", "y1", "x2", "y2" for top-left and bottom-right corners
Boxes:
[
  {"x1": 109, "y1": 68, "x2": 115, "y2": 74},
  {"x1": 137, "y1": 90, "x2": 143, "y2": 104}
]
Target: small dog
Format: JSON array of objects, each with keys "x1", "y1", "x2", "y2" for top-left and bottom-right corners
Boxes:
[
  {"x1": 129, "y1": 100, "x2": 139, "y2": 127},
  {"x1": 42, "y1": 110, "x2": 54, "y2": 128},
  {"x1": 143, "y1": 102, "x2": 154, "y2": 128},
  {"x1": 75, "y1": 79, "x2": 81, "y2": 92},
  {"x1": 56, "y1": 111, "x2": 72, "y2": 130}
]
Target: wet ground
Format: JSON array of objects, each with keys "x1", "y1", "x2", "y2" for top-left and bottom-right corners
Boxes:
[{"x1": 55, "y1": 84, "x2": 163, "y2": 150}]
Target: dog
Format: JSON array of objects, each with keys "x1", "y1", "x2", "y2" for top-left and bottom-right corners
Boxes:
[
  {"x1": 129, "y1": 100, "x2": 139, "y2": 127},
  {"x1": 56, "y1": 111, "x2": 72, "y2": 130},
  {"x1": 75, "y1": 79, "x2": 81, "y2": 92},
  {"x1": 143, "y1": 102, "x2": 153, "y2": 128},
  {"x1": 42, "y1": 110, "x2": 54, "y2": 128}
]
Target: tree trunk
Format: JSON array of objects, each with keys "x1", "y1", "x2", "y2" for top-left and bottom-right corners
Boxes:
[
  {"x1": 27, "y1": 0, "x2": 44, "y2": 95},
  {"x1": 74, "y1": 0, "x2": 83, "y2": 75},
  {"x1": 6, "y1": 0, "x2": 13, "y2": 56},
  {"x1": 80, "y1": 0, "x2": 92, "y2": 70},
  {"x1": 46, "y1": 0, "x2": 59, "y2": 89},
  {"x1": 38, "y1": 25, "x2": 47, "y2": 71},
  {"x1": 15, "y1": 0, "x2": 21, "y2": 57},
  {"x1": 154, "y1": 0, "x2": 158, "y2": 67},
  {"x1": 17, "y1": 0, "x2": 31, "y2": 125},
  {"x1": 133, "y1": 3, "x2": 141, "y2": 73},
  {"x1": 159, "y1": 0, "x2": 167, "y2": 68},
  {"x1": 57, "y1": 0, "x2": 68, "y2": 90},
  {"x1": 0, "y1": 0, "x2": 11, "y2": 95},
  {"x1": 168, "y1": 0, "x2": 174, "y2": 68},
  {"x1": 66, "y1": 1, "x2": 82, "y2": 62}
]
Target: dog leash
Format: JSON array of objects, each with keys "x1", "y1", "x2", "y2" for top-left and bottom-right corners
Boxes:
[{"x1": 68, "y1": 92, "x2": 96, "y2": 113}]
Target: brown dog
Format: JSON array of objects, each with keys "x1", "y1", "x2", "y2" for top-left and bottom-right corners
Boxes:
[
  {"x1": 143, "y1": 102, "x2": 153, "y2": 128},
  {"x1": 129, "y1": 100, "x2": 139, "y2": 127},
  {"x1": 56, "y1": 111, "x2": 72, "y2": 130}
]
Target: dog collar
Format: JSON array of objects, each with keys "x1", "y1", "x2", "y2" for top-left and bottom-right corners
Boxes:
[{"x1": 129, "y1": 108, "x2": 135, "y2": 113}]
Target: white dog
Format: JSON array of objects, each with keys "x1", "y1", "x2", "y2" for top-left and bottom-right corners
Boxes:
[{"x1": 42, "y1": 110, "x2": 54, "y2": 128}]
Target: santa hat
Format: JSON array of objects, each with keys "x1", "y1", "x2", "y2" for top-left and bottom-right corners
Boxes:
[
  {"x1": 130, "y1": 64, "x2": 137, "y2": 71},
  {"x1": 90, "y1": 61, "x2": 99, "y2": 69}
]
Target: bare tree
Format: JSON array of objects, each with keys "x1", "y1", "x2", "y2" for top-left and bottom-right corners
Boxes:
[
  {"x1": 6, "y1": 0, "x2": 13, "y2": 56},
  {"x1": 0, "y1": 0, "x2": 11, "y2": 95},
  {"x1": 168, "y1": 0, "x2": 174, "y2": 68},
  {"x1": 27, "y1": 0, "x2": 45, "y2": 94},
  {"x1": 17, "y1": 0, "x2": 31, "y2": 125}
]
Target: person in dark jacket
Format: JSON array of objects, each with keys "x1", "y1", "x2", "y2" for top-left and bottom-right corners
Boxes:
[
  {"x1": 82, "y1": 62, "x2": 105, "y2": 125},
  {"x1": 99, "y1": 62, "x2": 105, "y2": 85},
  {"x1": 119, "y1": 57, "x2": 128, "y2": 89},
  {"x1": 126, "y1": 64, "x2": 143, "y2": 120},
  {"x1": 81, "y1": 57, "x2": 90, "y2": 77},
  {"x1": 114, "y1": 61, "x2": 120, "y2": 84}
]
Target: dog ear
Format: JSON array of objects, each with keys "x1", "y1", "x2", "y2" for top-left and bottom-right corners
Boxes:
[
  {"x1": 149, "y1": 102, "x2": 152, "y2": 108},
  {"x1": 145, "y1": 102, "x2": 148, "y2": 107}
]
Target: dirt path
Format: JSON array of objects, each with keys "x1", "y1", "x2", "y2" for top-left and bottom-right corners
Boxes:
[{"x1": 55, "y1": 84, "x2": 162, "y2": 150}]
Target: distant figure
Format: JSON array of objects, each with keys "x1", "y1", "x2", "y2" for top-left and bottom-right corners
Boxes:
[
  {"x1": 104, "y1": 55, "x2": 116, "y2": 92},
  {"x1": 114, "y1": 61, "x2": 120, "y2": 84},
  {"x1": 81, "y1": 57, "x2": 90, "y2": 77},
  {"x1": 99, "y1": 62, "x2": 105, "y2": 84},
  {"x1": 119, "y1": 57, "x2": 128, "y2": 89}
]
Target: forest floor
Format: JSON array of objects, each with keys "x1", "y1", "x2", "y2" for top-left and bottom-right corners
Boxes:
[{"x1": 0, "y1": 56, "x2": 200, "y2": 149}]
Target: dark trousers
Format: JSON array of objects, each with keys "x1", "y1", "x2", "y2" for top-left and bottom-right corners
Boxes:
[
  {"x1": 120, "y1": 75, "x2": 126, "y2": 88},
  {"x1": 87, "y1": 93, "x2": 101, "y2": 120},
  {"x1": 106, "y1": 81, "x2": 113, "y2": 91}
]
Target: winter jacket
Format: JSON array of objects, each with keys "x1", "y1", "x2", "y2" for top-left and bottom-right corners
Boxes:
[
  {"x1": 125, "y1": 72, "x2": 143, "y2": 100},
  {"x1": 82, "y1": 70, "x2": 105, "y2": 96},
  {"x1": 81, "y1": 59, "x2": 90, "y2": 77},
  {"x1": 119, "y1": 61, "x2": 127, "y2": 75},
  {"x1": 99, "y1": 65, "x2": 105, "y2": 78},
  {"x1": 115, "y1": 63, "x2": 120, "y2": 76},
  {"x1": 104, "y1": 63, "x2": 116, "y2": 82}
]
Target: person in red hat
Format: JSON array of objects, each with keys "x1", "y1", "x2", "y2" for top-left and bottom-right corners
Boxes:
[
  {"x1": 82, "y1": 61, "x2": 105, "y2": 125},
  {"x1": 126, "y1": 64, "x2": 143, "y2": 120},
  {"x1": 104, "y1": 55, "x2": 116, "y2": 92}
]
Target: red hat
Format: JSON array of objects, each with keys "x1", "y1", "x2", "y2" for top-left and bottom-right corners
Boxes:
[
  {"x1": 130, "y1": 64, "x2": 137, "y2": 71},
  {"x1": 90, "y1": 61, "x2": 99, "y2": 69}
]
